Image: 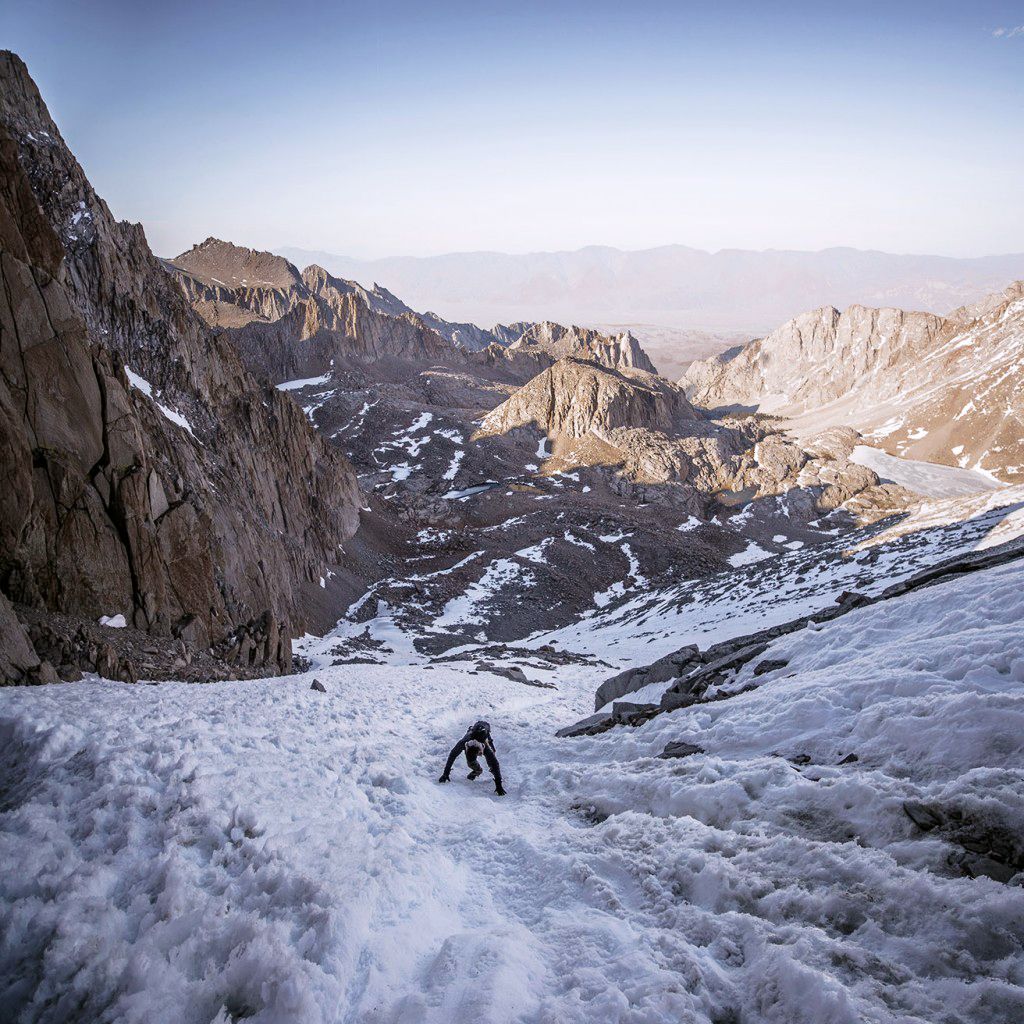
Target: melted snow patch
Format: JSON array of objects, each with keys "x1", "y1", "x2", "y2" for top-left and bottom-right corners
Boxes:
[
  {"x1": 435, "y1": 558, "x2": 527, "y2": 627},
  {"x1": 442, "y1": 450, "x2": 465, "y2": 481},
  {"x1": 443, "y1": 482, "x2": 499, "y2": 501}
]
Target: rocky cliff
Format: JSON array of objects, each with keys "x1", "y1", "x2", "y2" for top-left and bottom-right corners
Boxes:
[
  {"x1": 682, "y1": 287, "x2": 1024, "y2": 483},
  {"x1": 682, "y1": 304, "x2": 947, "y2": 414},
  {"x1": 0, "y1": 51, "x2": 363, "y2": 677},
  {"x1": 494, "y1": 321, "x2": 658, "y2": 377}
]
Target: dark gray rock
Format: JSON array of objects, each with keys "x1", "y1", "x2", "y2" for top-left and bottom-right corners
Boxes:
[
  {"x1": 753, "y1": 658, "x2": 789, "y2": 676},
  {"x1": 29, "y1": 660, "x2": 59, "y2": 685},
  {"x1": 659, "y1": 741, "x2": 705, "y2": 759},
  {"x1": 902, "y1": 800, "x2": 944, "y2": 831},
  {"x1": 556, "y1": 712, "x2": 614, "y2": 738},
  {"x1": 660, "y1": 640, "x2": 769, "y2": 711},
  {"x1": 0, "y1": 591, "x2": 38, "y2": 683},
  {"x1": 953, "y1": 852, "x2": 1017, "y2": 884},
  {"x1": 310, "y1": 678, "x2": 327, "y2": 693},
  {"x1": 595, "y1": 644, "x2": 699, "y2": 711},
  {"x1": 611, "y1": 701, "x2": 660, "y2": 723}
]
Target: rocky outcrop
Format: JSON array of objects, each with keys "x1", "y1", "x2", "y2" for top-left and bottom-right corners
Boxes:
[
  {"x1": 475, "y1": 357, "x2": 894, "y2": 508},
  {"x1": 581, "y1": 533, "x2": 1024, "y2": 730},
  {"x1": 168, "y1": 241, "x2": 661, "y2": 386},
  {"x1": 479, "y1": 358, "x2": 698, "y2": 441},
  {"x1": 0, "y1": 592, "x2": 38, "y2": 682},
  {"x1": 595, "y1": 645, "x2": 700, "y2": 711},
  {"x1": 0, "y1": 51, "x2": 362, "y2": 653},
  {"x1": 683, "y1": 304, "x2": 947, "y2": 414},
  {"x1": 496, "y1": 322, "x2": 658, "y2": 376},
  {"x1": 167, "y1": 240, "x2": 466, "y2": 380}
]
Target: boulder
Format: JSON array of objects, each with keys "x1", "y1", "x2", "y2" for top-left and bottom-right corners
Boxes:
[
  {"x1": 752, "y1": 658, "x2": 789, "y2": 676},
  {"x1": 659, "y1": 741, "x2": 705, "y2": 759},
  {"x1": 555, "y1": 713, "x2": 614, "y2": 738},
  {"x1": 0, "y1": 592, "x2": 38, "y2": 683},
  {"x1": 28, "y1": 660, "x2": 59, "y2": 685},
  {"x1": 310, "y1": 679, "x2": 327, "y2": 693},
  {"x1": 902, "y1": 800, "x2": 944, "y2": 831},
  {"x1": 595, "y1": 644, "x2": 699, "y2": 711},
  {"x1": 611, "y1": 701, "x2": 659, "y2": 724}
]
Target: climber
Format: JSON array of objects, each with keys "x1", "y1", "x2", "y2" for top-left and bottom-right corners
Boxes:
[{"x1": 438, "y1": 720, "x2": 506, "y2": 795}]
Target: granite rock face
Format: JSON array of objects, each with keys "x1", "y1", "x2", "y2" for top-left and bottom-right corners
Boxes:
[
  {"x1": 682, "y1": 287, "x2": 1024, "y2": 485},
  {"x1": 682, "y1": 304, "x2": 947, "y2": 414},
  {"x1": 0, "y1": 51, "x2": 362, "y2": 663},
  {"x1": 490, "y1": 321, "x2": 658, "y2": 377}
]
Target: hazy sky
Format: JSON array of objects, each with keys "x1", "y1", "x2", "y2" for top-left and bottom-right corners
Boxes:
[{"x1": 5, "y1": 0, "x2": 1023, "y2": 259}]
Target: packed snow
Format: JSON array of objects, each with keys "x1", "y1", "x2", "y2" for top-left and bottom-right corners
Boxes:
[
  {"x1": 124, "y1": 365, "x2": 198, "y2": 438},
  {"x1": 3, "y1": 551, "x2": 1023, "y2": 1022}
]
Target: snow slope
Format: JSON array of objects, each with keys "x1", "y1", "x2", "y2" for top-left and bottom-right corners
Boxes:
[
  {"x1": 522, "y1": 486, "x2": 1024, "y2": 670},
  {"x1": 2, "y1": 550, "x2": 1024, "y2": 1023},
  {"x1": 850, "y1": 445, "x2": 1003, "y2": 498}
]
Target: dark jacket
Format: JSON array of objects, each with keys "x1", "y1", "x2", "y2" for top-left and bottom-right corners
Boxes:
[{"x1": 440, "y1": 723, "x2": 504, "y2": 793}]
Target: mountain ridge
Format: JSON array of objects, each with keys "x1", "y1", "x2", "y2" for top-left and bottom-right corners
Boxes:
[{"x1": 683, "y1": 282, "x2": 1024, "y2": 485}]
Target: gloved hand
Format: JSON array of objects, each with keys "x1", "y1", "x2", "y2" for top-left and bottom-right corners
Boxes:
[
  {"x1": 438, "y1": 775, "x2": 450, "y2": 784},
  {"x1": 495, "y1": 785, "x2": 506, "y2": 796}
]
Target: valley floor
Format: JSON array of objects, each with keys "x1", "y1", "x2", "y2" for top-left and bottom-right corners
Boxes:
[{"x1": 2, "y1": 552, "x2": 1024, "y2": 1024}]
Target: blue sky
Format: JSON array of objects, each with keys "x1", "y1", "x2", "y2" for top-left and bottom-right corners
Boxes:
[{"x1": 4, "y1": 0, "x2": 1022, "y2": 258}]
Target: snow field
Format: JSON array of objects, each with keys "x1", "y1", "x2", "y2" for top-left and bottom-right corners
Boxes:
[
  {"x1": 850, "y1": 446, "x2": 1004, "y2": 497},
  {"x1": 2, "y1": 515, "x2": 1024, "y2": 1021},
  {"x1": 541, "y1": 557, "x2": 1024, "y2": 1023}
]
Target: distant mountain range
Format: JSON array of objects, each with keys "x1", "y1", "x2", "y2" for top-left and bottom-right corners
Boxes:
[
  {"x1": 275, "y1": 243, "x2": 1024, "y2": 335},
  {"x1": 271, "y1": 243, "x2": 1024, "y2": 380}
]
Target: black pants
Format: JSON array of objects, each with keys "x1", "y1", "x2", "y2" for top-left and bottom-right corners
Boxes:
[
  {"x1": 465, "y1": 741, "x2": 485, "y2": 778},
  {"x1": 466, "y1": 741, "x2": 501, "y2": 784}
]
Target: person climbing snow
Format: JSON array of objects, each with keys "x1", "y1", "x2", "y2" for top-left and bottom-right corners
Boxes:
[{"x1": 438, "y1": 720, "x2": 506, "y2": 795}]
